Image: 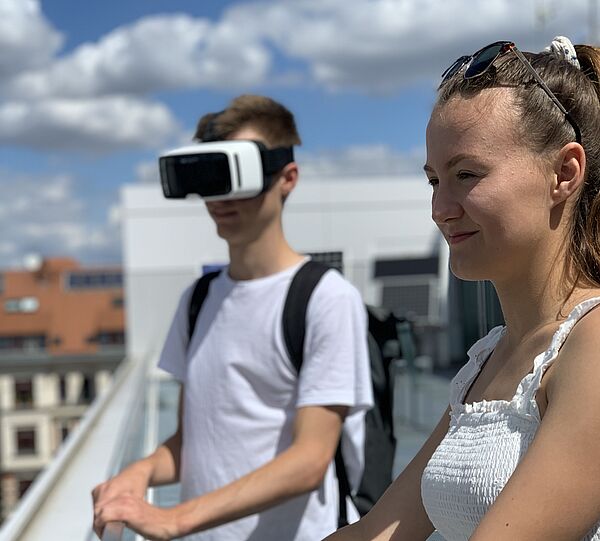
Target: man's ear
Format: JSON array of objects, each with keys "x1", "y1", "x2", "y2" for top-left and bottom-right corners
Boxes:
[
  {"x1": 278, "y1": 162, "x2": 299, "y2": 198},
  {"x1": 551, "y1": 142, "x2": 586, "y2": 207}
]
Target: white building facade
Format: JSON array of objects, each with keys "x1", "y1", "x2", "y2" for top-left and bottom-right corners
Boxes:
[{"x1": 0, "y1": 362, "x2": 114, "y2": 520}]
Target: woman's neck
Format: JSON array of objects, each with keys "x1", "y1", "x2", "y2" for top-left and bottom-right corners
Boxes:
[{"x1": 493, "y1": 266, "x2": 600, "y2": 347}]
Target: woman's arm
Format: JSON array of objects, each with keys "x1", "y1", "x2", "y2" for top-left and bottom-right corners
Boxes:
[
  {"x1": 324, "y1": 406, "x2": 451, "y2": 541},
  {"x1": 471, "y1": 310, "x2": 600, "y2": 540}
]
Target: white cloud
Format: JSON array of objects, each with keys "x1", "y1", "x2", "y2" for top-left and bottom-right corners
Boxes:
[
  {"x1": 0, "y1": 0, "x2": 63, "y2": 78},
  {"x1": 248, "y1": 0, "x2": 589, "y2": 92},
  {"x1": 0, "y1": 5, "x2": 189, "y2": 152},
  {"x1": 5, "y1": 13, "x2": 271, "y2": 99},
  {"x1": 0, "y1": 0, "x2": 592, "y2": 101},
  {"x1": 0, "y1": 172, "x2": 120, "y2": 267},
  {"x1": 0, "y1": 0, "x2": 591, "y2": 269},
  {"x1": 0, "y1": 96, "x2": 180, "y2": 151},
  {"x1": 0, "y1": 0, "x2": 590, "y2": 153}
]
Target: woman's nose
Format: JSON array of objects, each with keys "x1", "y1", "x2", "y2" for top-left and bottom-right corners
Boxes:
[{"x1": 431, "y1": 184, "x2": 463, "y2": 224}]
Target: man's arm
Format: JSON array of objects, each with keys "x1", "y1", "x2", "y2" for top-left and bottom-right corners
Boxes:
[
  {"x1": 93, "y1": 403, "x2": 345, "y2": 540},
  {"x1": 92, "y1": 385, "x2": 184, "y2": 537},
  {"x1": 94, "y1": 282, "x2": 194, "y2": 505}
]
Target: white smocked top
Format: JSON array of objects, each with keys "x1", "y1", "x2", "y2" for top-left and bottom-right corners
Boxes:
[{"x1": 421, "y1": 297, "x2": 600, "y2": 541}]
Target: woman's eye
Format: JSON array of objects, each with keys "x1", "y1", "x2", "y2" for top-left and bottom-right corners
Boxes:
[
  {"x1": 427, "y1": 177, "x2": 439, "y2": 187},
  {"x1": 457, "y1": 171, "x2": 477, "y2": 181}
]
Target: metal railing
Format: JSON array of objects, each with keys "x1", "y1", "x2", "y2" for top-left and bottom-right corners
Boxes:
[
  {"x1": 98, "y1": 369, "x2": 164, "y2": 541},
  {"x1": 0, "y1": 355, "x2": 150, "y2": 541},
  {"x1": 101, "y1": 522, "x2": 125, "y2": 541}
]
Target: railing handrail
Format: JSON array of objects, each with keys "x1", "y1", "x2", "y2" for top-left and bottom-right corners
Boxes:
[
  {"x1": 0, "y1": 356, "x2": 142, "y2": 541},
  {"x1": 98, "y1": 367, "x2": 162, "y2": 541},
  {"x1": 101, "y1": 521, "x2": 125, "y2": 541}
]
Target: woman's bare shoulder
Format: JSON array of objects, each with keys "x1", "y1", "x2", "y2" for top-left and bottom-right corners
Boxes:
[{"x1": 547, "y1": 298, "x2": 600, "y2": 402}]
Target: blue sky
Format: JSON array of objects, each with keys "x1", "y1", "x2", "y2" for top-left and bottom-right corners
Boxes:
[{"x1": 0, "y1": 0, "x2": 593, "y2": 268}]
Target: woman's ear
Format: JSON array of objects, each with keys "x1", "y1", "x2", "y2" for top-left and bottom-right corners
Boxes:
[{"x1": 551, "y1": 142, "x2": 586, "y2": 207}]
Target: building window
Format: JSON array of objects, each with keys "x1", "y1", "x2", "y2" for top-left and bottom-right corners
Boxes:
[
  {"x1": 381, "y1": 283, "x2": 431, "y2": 318},
  {"x1": 56, "y1": 417, "x2": 78, "y2": 443},
  {"x1": 4, "y1": 299, "x2": 20, "y2": 313},
  {"x1": 59, "y1": 375, "x2": 67, "y2": 403},
  {"x1": 14, "y1": 379, "x2": 33, "y2": 408},
  {"x1": 306, "y1": 251, "x2": 344, "y2": 273},
  {"x1": 18, "y1": 479, "x2": 33, "y2": 498},
  {"x1": 98, "y1": 331, "x2": 125, "y2": 346},
  {"x1": 379, "y1": 276, "x2": 439, "y2": 321},
  {"x1": 374, "y1": 256, "x2": 439, "y2": 278},
  {"x1": 79, "y1": 375, "x2": 96, "y2": 404},
  {"x1": 4, "y1": 297, "x2": 39, "y2": 314},
  {"x1": 16, "y1": 428, "x2": 36, "y2": 456},
  {"x1": 374, "y1": 256, "x2": 441, "y2": 322},
  {"x1": 87, "y1": 331, "x2": 125, "y2": 347},
  {"x1": 0, "y1": 335, "x2": 46, "y2": 352},
  {"x1": 65, "y1": 271, "x2": 123, "y2": 290}
]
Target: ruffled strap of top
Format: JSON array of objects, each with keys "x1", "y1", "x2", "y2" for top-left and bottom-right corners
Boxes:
[
  {"x1": 517, "y1": 297, "x2": 600, "y2": 407},
  {"x1": 449, "y1": 325, "x2": 506, "y2": 406}
]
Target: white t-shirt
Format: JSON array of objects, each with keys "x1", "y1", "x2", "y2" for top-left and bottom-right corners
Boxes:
[{"x1": 158, "y1": 260, "x2": 373, "y2": 541}]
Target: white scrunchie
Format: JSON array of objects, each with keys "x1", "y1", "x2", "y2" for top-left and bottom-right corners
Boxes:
[{"x1": 544, "y1": 35, "x2": 580, "y2": 69}]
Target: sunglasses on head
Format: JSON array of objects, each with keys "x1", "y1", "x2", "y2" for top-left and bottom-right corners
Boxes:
[{"x1": 440, "y1": 40, "x2": 581, "y2": 144}]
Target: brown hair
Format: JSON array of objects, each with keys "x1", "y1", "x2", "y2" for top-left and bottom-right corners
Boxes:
[
  {"x1": 194, "y1": 94, "x2": 301, "y2": 148},
  {"x1": 437, "y1": 43, "x2": 600, "y2": 288}
]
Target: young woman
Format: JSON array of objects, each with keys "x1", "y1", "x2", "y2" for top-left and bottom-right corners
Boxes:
[{"x1": 325, "y1": 37, "x2": 600, "y2": 541}]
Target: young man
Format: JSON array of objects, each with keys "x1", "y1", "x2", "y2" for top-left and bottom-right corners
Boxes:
[{"x1": 92, "y1": 95, "x2": 373, "y2": 540}]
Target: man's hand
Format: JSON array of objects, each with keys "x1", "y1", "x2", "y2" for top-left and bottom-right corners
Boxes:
[
  {"x1": 93, "y1": 494, "x2": 181, "y2": 541},
  {"x1": 92, "y1": 462, "x2": 151, "y2": 503},
  {"x1": 92, "y1": 463, "x2": 153, "y2": 539},
  {"x1": 92, "y1": 387, "x2": 185, "y2": 539}
]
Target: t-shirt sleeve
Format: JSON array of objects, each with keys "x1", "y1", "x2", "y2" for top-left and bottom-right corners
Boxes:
[
  {"x1": 157, "y1": 284, "x2": 194, "y2": 383},
  {"x1": 296, "y1": 271, "x2": 374, "y2": 413}
]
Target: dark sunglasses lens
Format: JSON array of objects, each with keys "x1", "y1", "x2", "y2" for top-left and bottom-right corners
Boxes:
[
  {"x1": 441, "y1": 55, "x2": 471, "y2": 84},
  {"x1": 464, "y1": 43, "x2": 505, "y2": 78}
]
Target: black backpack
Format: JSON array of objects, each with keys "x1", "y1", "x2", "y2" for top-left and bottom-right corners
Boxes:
[{"x1": 187, "y1": 260, "x2": 406, "y2": 526}]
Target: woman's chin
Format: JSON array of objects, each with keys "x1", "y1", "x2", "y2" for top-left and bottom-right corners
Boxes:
[{"x1": 449, "y1": 260, "x2": 488, "y2": 282}]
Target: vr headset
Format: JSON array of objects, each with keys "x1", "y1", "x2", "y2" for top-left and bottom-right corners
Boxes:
[{"x1": 159, "y1": 140, "x2": 294, "y2": 201}]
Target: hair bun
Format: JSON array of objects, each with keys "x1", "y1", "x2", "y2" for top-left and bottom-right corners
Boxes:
[{"x1": 544, "y1": 36, "x2": 581, "y2": 69}]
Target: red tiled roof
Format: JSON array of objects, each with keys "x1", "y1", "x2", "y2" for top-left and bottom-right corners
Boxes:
[{"x1": 0, "y1": 258, "x2": 125, "y2": 355}]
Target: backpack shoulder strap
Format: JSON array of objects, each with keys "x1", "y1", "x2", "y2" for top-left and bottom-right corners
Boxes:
[
  {"x1": 282, "y1": 260, "x2": 331, "y2": 372},
  {"x1": 187, "y1": 271, "x2": 221, "y2": 344},
  {"x1": 282, "y1": 259, "x2": 348, "y2": 526}
]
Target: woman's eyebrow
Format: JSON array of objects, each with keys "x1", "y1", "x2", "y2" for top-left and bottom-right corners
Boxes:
[{"x1": 424, "y1": 153, "x2": 479, "y2": 173}]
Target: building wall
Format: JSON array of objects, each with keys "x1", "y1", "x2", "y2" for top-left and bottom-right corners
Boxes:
[
  {"x1": 0, "y1": 258, "x2": 125, "y2": 356},
  {"x1": 121, "y1": 177, "x2": 443, "y2": 362},
  {"x1": 0, "y1": 257, "x2": 126, "y2": 522},
  {"x1": 0, "y1": 369, "x2": 112, "y2": 520}
]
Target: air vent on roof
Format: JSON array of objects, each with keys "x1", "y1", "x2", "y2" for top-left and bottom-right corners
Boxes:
[{"x1": 23, "y1": 254, "x2": 43, "y2": 272}]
